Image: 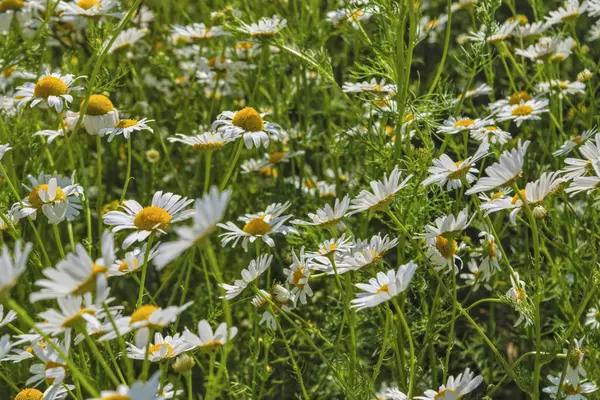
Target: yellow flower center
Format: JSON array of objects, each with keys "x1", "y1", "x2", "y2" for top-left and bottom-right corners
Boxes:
[
  {"x1": 485, "y1": 126, "x2": 498, "y2": 131},
  {"x1": 511, "y1": 189, "x2": 527, "y2": 204},
  {"x1": 192, "y1": 142, "x2": 225, "y2": 151},
  {"x1": 84, "y1": 94, "x2": 114, "y2": 116},
  {"x1": 508, "y1": 14, "x2": 528, "y2": 24},
  {"x1": 509, "y1": 91, "x2": 532, "y2": 105},
  {"x1": 133, "y1": 206, "x2": 172, "y2": 231},
  {"x1": 200, "y1": 340, "x2": 224, "y2": 352},
  {"x1": 595, "y1": 311, "x2": 600, "y2": 321},
  {"x1": 404, "y1": 113, "x2": 415, "y2": 123},
  {"x1": 425, "y1": 18, "x2": 439, "y2": 31},
  {"x1": 73, "y1": 263, "x2": 107, "y2": 295},
  {"x1": 3, "y1": 65, "x2": 17, "y2": 78},
  {"x1": 235, "y1": 41, "x2": 254, "y2": 50},
  {"x1": 376, "y1": 283, "x2": 389, "y2": 294},
  {"x1": 268, "y1": 152, "x2": 285, "y2": 164},
  {"x1": 511, "y1": 104, "x2": 534, "y2": 116},
  {"x1": 14, "y1": 389, "x2": 44, "y2": 400},
  {"x1": 434, "y1": 388, "x2": 455, "y2": 399},
  {"x1": 515, "y1": 287, "x2": 527, "y2": 301},
  {"x1": 129, "y1": 305, "x2": 159, "y2": 325},
  {"x1": 243, "y1": 217, "x2": 272, "y2": 236},
  {"x1": 118, "y1": 259, "x2": 138, "y2": 272},
  {"x1": 292, "y1": 266, "x2": 306, "y2": 288},
  {"x1": 148, "y1": 343, "x2": 172, "y2": 356},
  {"x1": 491, "y1": 191, "x2": 504, "y2": 200},
  {"x1": 447, "y1": 161, "x2": 470, "y2": 180},
  {"x1": 435, "y1": 236, "x2": 457, "y2": 259},
  {"x1": 453, "y1": 119, "x2": 475, "y2": 128},
  {"x1": 115, "y1": 119, "x2": 138, "y2": 129},
  {"x1": 33, "y1": 76, "x2": 68, "y2": 98},
  {"x1": 232, "y1": 107, "x2": 264, "y2": 132},
  {"x1": 77, "y1": 0, "x2": 100, "y2": 9},
  {"x1": 28, "y1": 184, "x2": 66, "y2": 209},
  {"x1": 61, "y1": 308, "x2": 96, "y2": 328},
  {"x1": 0, "y1": 0, "x2": 24, "y2": 12}
]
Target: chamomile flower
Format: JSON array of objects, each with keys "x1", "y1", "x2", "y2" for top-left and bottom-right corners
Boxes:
[
  {"x1": 455, "y1": 83, "x2": 493, "y2": 100},
  {"x1": 436, "y1": 116, "x2": 492, "y2": 135},
  {"x1": 515, "y1": 36, "x2": 576, "y2": 63},
  {"x1": 15, "y1": 72, "x2": 83, "y2": 112},
  {"x1": 26, "y1": 332, "x2": 71, "y2": 386},
  {"x1": 497, "y1": 98, "x2": 549, "y2": 126},
  {"x1": 30, "y1": 231, "x2": 115, "y2": 302},
  {"x1": 36, "y1": 294, "x2": 102, "y2": 336},
  {"x1": 346, "y1": 166, "x2": 412, "y2": 215},
  {"x1": 416, "y1": 368, "x2": 483, "y2": 399},
  {"x1": 309, "y1": 234, "x2": 353, "y2": 260},
  {"x1": 212, "y1": 107, "x2": 282, "y2": 149},
  {"x1": 351, "y1": 261, "x2": 417, "y2": 310},
  {"x1": 506, "y1": 272, "x2": 532, "y2": 327},
  {"x1": 154, "y1": 187, "x2": 231, "y2": 269},
  {"x1": 565, "y1": 161, "x2": 600, "y2": 196},
  {"x1": 90, "y1": 371, "x2": 161, "y2": 400},
  {"x1": 536, "y1": 80, "x2": 586, "y2": 97},
  {"x1": 183, "y1": 320, "x2": 238, "y2": 352},
  {"x1": 99, "y1": 302, "x2": 193, "y2": 343},
  {"x1": 108, "y1": 243, "x2": 160, "y2": 276},
  {"x1": 171, "y1": 23, "x2": 229, "y2": 42},
  {"x1": 471, "y1": 231, "x2": 501, "y2": 277},
  {"x1": 459, "y1": 259, "x2": 491, "y2": 291},
  {"x1": 284, "y1": 248, "x2": 314, "y2": 305},
  {"x1": 293, "y1": 195, "x2": 350, "y2": 230},
  {"x1": 218, "y1": 202, "x2": 297, "y2": 251},
  {"x1": 425, "y1": 235, "x2": 464, "y2": 274},
  {"x1": 58, "y1": 0, "x2": 118, "y2": 18},
  {"x1": 470, "y1": 125, "x2": 512, "y2": 145},
  {"x1": 543, "y1": 373, "x2": 598, "y2": 399},
  {"x1": 13, "y1": 386, "x2": 72, "y2": 400},
  {"x1": 11, "y1": 172, "x2": 84, "y2": 224},
  {"x1": 219, "y1": 254, "x2": 273, "y2": 299},
  {"x1": 101, "y1": 117, "x2": 153, "y2": 142},
  {"x1": 167, "y1": 131, "x2": 239, "y2": 151},
  {"x1": 337, "y1": 234, "x2": 399, "y2": 272},
  {"x1": 466, "y1": 20, "x2": 519, "y2": 44},
  {"x1": 103, "y1": 191, "x2": 194, "y2": 249},
  {"x1": 127, "y1": 332, "x2": 193, "y2": 362},
  {"x1": 342, "y1": 78, "x2": 397, "y2": 94},
  {"x1": 80, "y1": 94, "x2": 120, "y2": 136},
  {"x1": 561, "y1": 133, "x2": 600, "y2": 180},
  {"x1": 465, "y1": 140, "x2": 530, "y2": 194},
  {"x1": 416, "y1": 208, "x2": 471, "y2": 239},
  {"x1": 33, "y1": 111, "x2": 79, "y2": 144},
  {"x1": 545, "y1": 0, "x2": 588, "y2": 27},
  {"x1": 375, "y1": 383, "x2": 408, "y2": 400},
  {"x1": 239, "y1": 15, "x2": 287, "y2": 38},
  {"x1": 565, "y1": 338, "x2": 587, "y2": 382},
  {"x1": 422, "y1": 140, "x2": 490, "y2": 190},
  {"x1": 589, "y1": 19, "x2": 600, "y2": 41},
  {"x1": 0, "y1": 305, "x2": 16, "y2": 327},
  {"x1": 585, "y1": 303, "x2": 600, "y2": 329},
  {"x1": 517, "y1": 22, "x2": 549, "y2": 38},
  {"x1": 107, "y1": 27, "x2": 146, "y2": 54}
]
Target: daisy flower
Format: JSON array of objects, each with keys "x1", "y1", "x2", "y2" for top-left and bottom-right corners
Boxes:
[
  {"x1": 561, "y1": 133, "x2": 600, "y2": 180},
  {"x1": 470, "y1": 125, "x2": 512, "y2": 145},
  {"x1": 109, "y1": 243, "x2": 160, "y2": 276},
  {"x1": 33, "y1": 111, "x2": 79, "y2": 144},
  {"x1": 565, "y1": 161, "x2": 600, "y2": 196},
  {"x1": 219, "y1": 254, "x2": 273, "y2": 299},
  {"x1": 293, "y1": 195, "x2": 350, "y2": 230},
  {"x1": 30, "y1": 230, "x2": 115, "y2": 302},
  {"x1": 101, "y1": 117, "x2": 154, "y2": 142},
  {"x1": 0, "y1": 143, "x2": 10, "y2": 161},
  {"x1": 416, "y1": 208, "x2": 471, "y2": 239},
  {"x1": 80, "y1": 94, "x2": 120, "y2": 136},
  {"x1": 466, "y1": 20, "x2": 519, "y2": 44},
  {"x1": 436, "y1": 116, "x2": 492, "y2": 135},
  {"x1": 218, "y1": 202, "x2": 297, "y2": 251},
  {"x1": 351, "y1": 260, "x2": 417, "y2": 311},
  {"x1": 459, "y1": 259, "x2": 491, "y2": 291},
  {"x1": 545, "y1": 0, "x2": 588, "y2": 27},
  {"x1": 90, "y1": 371, "x2": 161, "y2": 400},
  {"x1": 57, "y1": 0, "x2": 118, "y2": 18},
  {"x1": 308, "y1": 234, "x2": 353, "y2": 260},
  {"x1": 506, "y1": 272, "x2": 532, "y2": 327},
  {"x1": 15, "y1": 72, "x2": 83, "y2": 112},
  {"x1": 585, "y1": 303, "x2": 600, "y2": 329},
  {"x1": 335, "y1": 234, "x2": 399, "y2": 273},
  {"x1": 488, "y1": 90, "x2": 534, "y2": 112},
  {"x1": 415, "y1": 368, "x2": 483, "y2": 399},
  {"x1": 517, "y1": 22, "x2": 549, "y2": 38},
  {"x1": 455, "y1": 83, "x2": 493, "y2": 101},
  {"x1": 99, "y1": 302, "x2": 193, "y2": 343},
  {"x1": 127, "y1": 332, "x2": 193, "y2": 362},
  {"x1": 543, "y1": 373, "x2": 597, "y2": 399},
  {"x1": 167, "y1": 131, "x2": 240, "y2": 151},
  {"x1": 471, "y1": 231, "x2": 501, "y2": 278},
  {"x1": 13, "y1": 386, "x2": 72, "y2": 400},
  {"x1": 342, "y1": 78, "x2": 397, "y2": 94},
  {"x1": 422, "y1": 140, "x2": 490, "y2": 191},
  {"x1": 26, "y1": 332, "x2": 70, "y2": 386},
  {"x1": 375, "y1": 383, "x2": 408, "y2": 400},
  {"x1": 11, "y1": 172, "x2": 84, "y2": 224},
  {"x1": 589, "y1": 20, "x2": 600, "y2": 41},
  {"x1": 515, "y1": 36, "x2": 576, "y2": 63},
  {"x1": 496, "y1": 98, "x2": 549, "y2": 126},
  {"x1": 425, "y1": 235, "x2": 465, "y2": 275},
  {"x1": 346, "y1": 166, "x2": 412, "y2": 215},
  {"x1": 536, "y1": 80, "x2": 586, "y2": 97},
  {"x1": 183, "y1": 320, "x2": 238, "y2": 352},
  {"x1": 556, "y1": 126, "x2": 599, "y2": 160},
  {"x1": 107, "y1": 27, "x2": 146, "y2": 54},
  {"x1": 465, "y1": 140, "x2": 530, "y2": 194},
  {"x1": 0, "y1": 304, "x2": 16, "y2": 327},
  {"x1": 564, "y1": 338, "x2": 587, "y2": 382},
  {"x1": 36, "y1": 294, "x2": 102, "y2": 336},
  {"x1": 239, "y1": 15, "x2": 287, "y2": 38},
  {"x1": 171, "y1": 23, "x2": 230, "y2": 42},
  {"x1": 451, "y1": 0, "x2": 478, "y2": 12},
  {"x1": 212, "y1": 107, "x2": 282, "y2": 149},
  {"x1": 284, "y1": 248, "x2": 314, "y2": 305},
  {"x1": 103, "y1": 191, "x2": 194, "y2": 249}
]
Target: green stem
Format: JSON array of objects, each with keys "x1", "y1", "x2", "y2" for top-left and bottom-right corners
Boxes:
[
  {"x1": 219, "y1": 139, "x2": 244, "y2": 190},
  {"x1": 274, "y1": 312, "x2": 310, "y2": 400},
  {"x1": 120, "y1": 136, "x2": 132, "y2": 203},
  {"x1": 84, "y1": 331, "x2": 121, "y2": 387},
  {"x1": 136, "y1": 233, "x2": 155, "y2": 308},
  {"x1": 392, "y1": 298, "x2": 415, "y2": 398}
]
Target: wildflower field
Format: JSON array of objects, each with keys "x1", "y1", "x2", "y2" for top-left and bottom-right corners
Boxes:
[{"x1": 1, "y1": 0, "x2": 600, "y2": 398}]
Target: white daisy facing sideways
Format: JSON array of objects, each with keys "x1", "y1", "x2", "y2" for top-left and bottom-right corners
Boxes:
[
  {"x1": 15, "y1": 72, "x2": 84, "y2": 112},
  {"x1": 347, "y1": 166, "x2": 412, "y2": 215},
  {"x1": 496, "y1": 98, "x2": 549, "y2": 127},
  {"x1": 183, "y1": 320, "x2": 238, "y2": 352},
  {"x1": 416, "y1": 208, "x2": 471, "y2": 239},
  {"x1": 57, "y1": 0, "x2": 119, "y2": 18},
  {"x1": 101, "y1": 117, "x2": 154, "y2": 142},
  {"x1": 212, "y1": 106, "x2": 282, "y2": 149},
  {"x1": 90, "y1": 371, "x2": 161, "y2": 400},
  {"x1": 239, "y1": 15, "x2": 287, "y2": 38},
  {"x1": 293, "y1": 195, "x2": 350, "y2": 230},
  {"x1": 107, "y1": 27, "x2": 147, "y2": 54},
  {"x1": 436, "y1": 116, "x2": 492, "y2": 135},
  {"x1": 103, "y1": 191, "x2": 194, "y2": 249},
  {"x1": 220, "y1": 254, "x2": 273, "y2": 300},
  {"x1": 154, "y1": 187, "x2": 231, "y2": 269},
  {"x1": 0, "y1": 240, "x2": 32, "y2": 298},
  {"x1": 127, "y1": 332, "x2": 193, "y2": 362},
  {"x1": 167, "y1": 130, "x2": 240, "y2": 151},
  {"x1": 415, "y1": 368, "x2": 483, "y2": 399}
]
